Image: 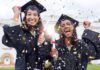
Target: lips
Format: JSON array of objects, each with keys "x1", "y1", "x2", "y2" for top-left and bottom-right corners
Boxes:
[
  {"x1": 28, "y1": 19, "x2": 36, "y2": 23},
  {"x1": 27, "y1": 19, "x2": 36, "y2": 25}
]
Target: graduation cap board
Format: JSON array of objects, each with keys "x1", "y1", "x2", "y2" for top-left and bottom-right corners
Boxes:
[
  {"x1": 21, "y1": 0, "x2": 46, "y2": 13},
  {"x1": 82, "y1": 29, "x2": 100, "y2": 59},
  {"x1": 56, "y1": 14, "x2": 79, "y2": 27}
]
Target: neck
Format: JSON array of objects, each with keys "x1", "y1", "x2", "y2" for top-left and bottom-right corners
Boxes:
[{"x1": 65, "y1": 37, "x2": 72, "y2": 47}]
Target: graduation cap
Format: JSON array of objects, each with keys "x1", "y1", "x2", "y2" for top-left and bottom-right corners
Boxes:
[
  {"x1": 21, "y1": 0, "x2": 46, "y2": 13},
  {"x1": 56, "y1": 14, "x2": 79, "y2": 27},
  {"x1": 20, "y1": 0, "x2": 46, "y2": 22}
]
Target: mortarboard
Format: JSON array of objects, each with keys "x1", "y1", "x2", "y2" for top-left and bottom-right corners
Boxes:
[
  {"x1": 20, "y1": 0, "x2": 46, "y2": 22},
  {"x1": 56, "y1": 14, "x2": 79, "y2": 27},
  {"x1": 21, "y1": 0, "x2": 46, "y2": 13}
]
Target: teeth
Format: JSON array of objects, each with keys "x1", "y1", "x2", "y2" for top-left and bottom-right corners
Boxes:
[
  {"x1": 28, "y1": 19, "x2": 35, "y2": 22},
  {"x1": 64, "y1": 29, "x2": 70, "y2": 32},
  {"x1": 64, "y1": 27, "x2": 71, "y2": 33},
  {"x1": 65, "y1": 31, "x2": 70, "y2": 33}
]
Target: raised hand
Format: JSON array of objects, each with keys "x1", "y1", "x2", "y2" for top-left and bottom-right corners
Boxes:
[{"x1": 12, "y1": 6, "x2": 21, "y2": 22}]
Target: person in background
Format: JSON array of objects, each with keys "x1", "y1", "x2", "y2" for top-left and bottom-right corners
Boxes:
[
  {"x1": 2, "y1": 0, "x2": 52, "y2": 70},
  {"x1": 51, "y1": 14, "x2": 96, "y2": 70}
]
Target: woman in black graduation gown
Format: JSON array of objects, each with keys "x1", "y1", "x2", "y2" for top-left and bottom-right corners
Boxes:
[
  {"x1": 2, "y1": 0, "x2": 52, "y2": 70},
  {"x1": 51, "y1": 14, "x2": 96, "y2": 70}
]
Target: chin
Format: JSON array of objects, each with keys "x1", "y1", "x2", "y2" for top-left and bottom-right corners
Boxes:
[
  {"x1": 64, "y1": 34, "x2": 72, "y2": 38},
  {"x1": 65, "y1": 36, "x2": 72, "y2": 38}
]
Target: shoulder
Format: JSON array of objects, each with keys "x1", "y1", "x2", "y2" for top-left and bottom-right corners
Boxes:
[
  {"x1": 3, "y1": 25, "x2": 20, "y2": 29},
  {"x1": 3, "y1": 25, "x2": 22, "y2": 35},
  {"x1": 3, "y1": 25, "x2": 21, "y2": 31}
]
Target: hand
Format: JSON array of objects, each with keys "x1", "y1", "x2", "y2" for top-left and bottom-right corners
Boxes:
[
  {"x1": 38, "y1": 32, "x2": 45, "y2": 46},
  {"x1": 12, "y1": 6, "x2": 21, "y2": 22},
  {"x1": 50, "y1": 47, "x2": 58, "y2": 58},
  {"x1": 12, "y1": 6, "x2": 21, "y2": 15}
]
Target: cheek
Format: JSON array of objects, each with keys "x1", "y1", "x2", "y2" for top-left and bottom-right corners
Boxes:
[
  {"x1": 36, "y1": 17, "x2": 39, "y2": 22},
  {"x1": 60, "y1": 28, "x2": 64, "y2": 33},
  {"x1": 60, "y1": 26, "x2": 65, "y2": 31}
]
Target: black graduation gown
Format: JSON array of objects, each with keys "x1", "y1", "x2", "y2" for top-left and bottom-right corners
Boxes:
[
  {"x1": 82, "y1": 29, "x2": 100, "y2": 59},
  {"x1": 52, "y1": 38, "x2": 96, "y2": 70},
  {"x1": 2, "y1": 25, "x2": 52, "y2": 70}
]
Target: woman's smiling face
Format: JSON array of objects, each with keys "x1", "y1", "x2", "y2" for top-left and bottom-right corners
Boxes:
[
  {"x1": 25, "y1": 9, "x2": 39, "y2": 27},
  {"x1": 60, "y1": 20, "x2": 74, "y2": 38}
]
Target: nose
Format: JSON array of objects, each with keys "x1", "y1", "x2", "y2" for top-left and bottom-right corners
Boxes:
[
  {"x1": 64, "y1": 24, "x2": 70, "y2": 29},
  {"x1": 64, "y1": 27, "x2": 70, "y2": 33},
  {"x1": 30, "y1": 15, "x2": 35, "y2": 19},
  {"x1": 65, "y1": 23, "x2": 70, "y2": 27}
]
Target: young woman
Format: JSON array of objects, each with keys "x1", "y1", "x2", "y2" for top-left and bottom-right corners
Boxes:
[
  {"x1": 51, "y1": 14, "x2": 96, "y2": 70},
  {"x1": 2, "y1": 0, "x2": 52, "y2": 70}
]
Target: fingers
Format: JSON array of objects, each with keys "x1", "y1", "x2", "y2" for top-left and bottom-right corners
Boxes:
[
  {"x1": 38, "y1": 32, "x2": 45, "y2": 46},
  {"x1": 51, "y1": 48, "x2": 58, "y2": 58},
  {"x1": 12, "y1": 6, "x2": 21, "y2": 14}
]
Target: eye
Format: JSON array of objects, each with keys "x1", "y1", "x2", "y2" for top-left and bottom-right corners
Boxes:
[
  {"x1": 60, "y1": 24, "x2": 65, "y2": 27},
  {"x1": 66, "y1": 22, "x2": 71, "y2": 26},
  {"x1": 33, "y1": 13, "x2": 38, "y2": 16},
  {"x1": 27, "y1": 13, "x2": 31, "y2": 16}
]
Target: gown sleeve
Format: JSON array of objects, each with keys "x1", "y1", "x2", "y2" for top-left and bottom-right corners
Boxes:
[
  {"x1": 2, "y1": 25, "x2": 21, "y2": 47},
  {"x1": 82, "y1": 29, "x2": 100, "y2": 59}
]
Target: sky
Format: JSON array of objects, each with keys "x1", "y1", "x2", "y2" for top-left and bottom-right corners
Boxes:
[{"x1": 0, "y1": 0, "x2": 100, "y2": 22}]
